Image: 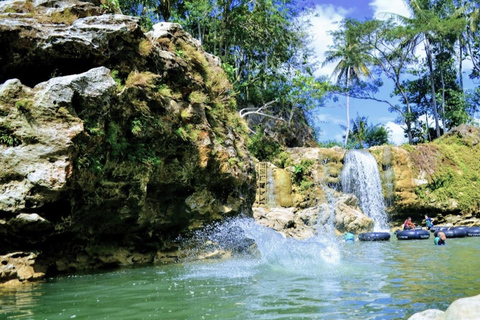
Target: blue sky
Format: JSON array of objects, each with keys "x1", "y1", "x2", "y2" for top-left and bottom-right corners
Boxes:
[
  {"x1": 305, "y1": 0, "x2": 414, "y2": 144},
  {"x1": 306, "y1": 0, "x2": 479, "y2": 144}
]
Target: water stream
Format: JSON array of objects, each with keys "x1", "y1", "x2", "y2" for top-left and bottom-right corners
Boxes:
[
  {"x1": 2, "y1": 218, "x2": 480, "y2": 319},
  {"x1": 341, "y1": 150, "x2": 389, "y2": 231}
]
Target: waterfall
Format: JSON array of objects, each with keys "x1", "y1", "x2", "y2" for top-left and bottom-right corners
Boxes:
[
  {"x1": 267, "y1": 166, "x2": 276, "y2": 207},
  {"x1": 381, "y1": 147, "x2": 395, "y2": 207},
  {"x1": 341, "y1": 150, "x2": 389, "y2": 231}
]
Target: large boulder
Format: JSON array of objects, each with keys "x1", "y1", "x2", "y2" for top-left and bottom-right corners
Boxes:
[
  {"x1": 0, "y1": 0, "x2": 255, "y2": 277},
  {"x1": 407, "y1": 309, "x2": 444, "y2": 320},
  {"x1": 438, "y1": 294, "x2": 480, "y2": 320},
  {"x1": 408, "y1": 293, "x2": 480, "y2": 320}
]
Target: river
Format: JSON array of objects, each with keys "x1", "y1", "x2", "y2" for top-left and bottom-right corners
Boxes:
[{"x1": 2, "y1": 219, "x2": 480, "y2": 319}]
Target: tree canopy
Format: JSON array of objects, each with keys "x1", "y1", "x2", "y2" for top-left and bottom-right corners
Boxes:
[{"x1": 324, "y1": 0, "x2": 480, "y2": 145}]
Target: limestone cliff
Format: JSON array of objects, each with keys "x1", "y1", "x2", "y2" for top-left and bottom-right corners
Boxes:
[
  {"x1": 371, "y1": 125, "x2": 480, "y2": 225},
  {"x1": 254, "y1": 125, "x2": 480, "y2": 236},
  {"x1": 0, "y1": 0, "x2": 255, "y2": 281}
]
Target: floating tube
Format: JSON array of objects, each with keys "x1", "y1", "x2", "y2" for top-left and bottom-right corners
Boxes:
[
  {"x1": 358, "y1": 232, "x2": 391, "y2": 241},
  {"x1": 467, "y1": 227, "x2": 480, "y2": 237},
  {"x1": 434, "y1": 228, "x2": 467, "y2": 238},
  {"x1": 396, "y1": 229, "x2": 430, "y2": 240}
]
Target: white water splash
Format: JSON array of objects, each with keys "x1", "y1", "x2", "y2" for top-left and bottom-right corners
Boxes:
[
  {"x1": 187, "y1": 217, "x2": 341, "y2": 278},
  {"x1": 341, "y1": 150, "x2": 389, "y2": 231}
]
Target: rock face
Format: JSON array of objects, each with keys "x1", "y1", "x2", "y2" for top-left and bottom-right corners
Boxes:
[
  {"x1": 0, "y1": 0, "x2": 255, "y2": 280},
  {"x1": 254, "y1": 129, "x2": 480, "y2": 236},
  {"x1": 370, "y1": 125, "x2": 480, "y2": 226},
  {"x1": 0, "y1": 252, "x2": 45, "y2": 285}
]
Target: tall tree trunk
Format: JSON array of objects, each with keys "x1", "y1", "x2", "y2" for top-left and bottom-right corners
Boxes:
[
  {"x1": 440, "y1": 72, "x2": 447, "y2": 133},
  {"x1": 344, "y1": 67, "x2": 351, "y2": 147},
  {"x1": 425, "y1": 112, "x2": 431, "y2": 141},
  {"x1": 458, "y1": 37, "x2": 464, "y2": 91},
  {"x1": 425, "y1": 38, "x2": 441, "y2": 138}
]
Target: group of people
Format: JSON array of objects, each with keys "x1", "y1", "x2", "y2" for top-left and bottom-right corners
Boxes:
[
  {"x1": 343, "y1": 215, "x2": 447, "y2": 245},
  {"x1": 403, "y1": 215, "x2": 434, "y2": 230},
  {"x1": 403, "y1": 215, "x2": 445, "y2": 245}
]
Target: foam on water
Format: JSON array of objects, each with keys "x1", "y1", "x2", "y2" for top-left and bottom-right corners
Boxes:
[{"x1": 184, "y1": 216, "x2": 341, "y2": 279}]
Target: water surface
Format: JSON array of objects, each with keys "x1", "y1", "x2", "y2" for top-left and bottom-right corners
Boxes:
[{"x1": 2, "y1": 220, "x2": 480, "y2": 320}]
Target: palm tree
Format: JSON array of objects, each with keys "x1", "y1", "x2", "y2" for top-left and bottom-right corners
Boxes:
[{"x1": 324, "y1": 19, "x2": 372, "y2": 146}]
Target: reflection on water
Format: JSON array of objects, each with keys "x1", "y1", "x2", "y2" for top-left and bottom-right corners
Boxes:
[
  {"x1": 1, "y1": 219, "x2": 480, "y2": 319},
  {"x1": 0, "y1": 282, "x2": 43, "y2": 319}
]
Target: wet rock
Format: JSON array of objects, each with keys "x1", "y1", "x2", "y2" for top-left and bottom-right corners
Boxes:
[
  {"x1": 334, "y1": 194, "x2": 374, "y2": 233},
  {"x1": 253, "y1": 197, "x2": 373, "y2": 239},
  {"x1": 407, "y1": 309, "x2": 444, "y2": 320},
  {"x1": 0, "y1": 252, "x2": 45, "y2": 285},
  {"x1": 273, "y1": 168, "x2": 293, "y2": 207}
]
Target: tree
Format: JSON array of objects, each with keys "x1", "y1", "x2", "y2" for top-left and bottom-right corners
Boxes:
[
  {"x1": 342, "y1": 115, "x2": 389, "y2": 148},
  {"x1": 396, "y1": 0, "x2": 467, "y2": 138},
  {"x1": 324, "y1": 19, "x2": 372, "y2": 147}
]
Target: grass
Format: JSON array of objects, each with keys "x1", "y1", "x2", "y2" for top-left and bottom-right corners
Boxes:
[{"x1": 125, "y1": 71, "x2": 160, "y2": 89}]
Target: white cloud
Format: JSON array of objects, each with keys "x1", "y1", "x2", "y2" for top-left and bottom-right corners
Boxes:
[
  {"x1": 385, "y1": 121, "x2": 408, "y2": 145},
  {"x1": 308, "y1": 5, "x2": 350, "y2": 77},
  {"x1": 369, "y1": 0, "x2": 411, "y2": 20}
]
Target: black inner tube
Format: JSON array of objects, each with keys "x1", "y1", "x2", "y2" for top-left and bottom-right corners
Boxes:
[
  {"x1": 359, "y1": 232, "x2": 391, "y2": 241},
  {"x1": 396, "y1": 229, "x2": 430, "y2": 240}
]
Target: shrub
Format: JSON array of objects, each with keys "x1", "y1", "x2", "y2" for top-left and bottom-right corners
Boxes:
[
  {"x1": 125, "y1": 71, "x2": 160, "y2": 89},
  {"x1": 138, "y1": 39, "x2": 154, "y2": 57},
  {"x1": 247, "y1": 130, "x2": 282, "y2": 161}
]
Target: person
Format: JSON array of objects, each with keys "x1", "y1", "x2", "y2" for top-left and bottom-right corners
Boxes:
[
  {"x1": 344, "y1": 232, "x2": 355, "y2": 242},
  {"x1": 425, "y1": 215, "x2": 434, "y2": 230},
  {"x1": 434, "y1": 231, "x2": 446, "y2": 245},
  {"x1": 403, "y1": 217, "x2": 415, "y2": 230}
]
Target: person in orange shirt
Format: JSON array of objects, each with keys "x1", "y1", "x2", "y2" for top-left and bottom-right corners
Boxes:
[{"x1": 403, "y1": 217, "x2": 415, "y2": 230}]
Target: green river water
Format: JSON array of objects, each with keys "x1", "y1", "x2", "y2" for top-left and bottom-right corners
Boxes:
[{"x1": 2, "y1": 218, "x2": 480, "y2": 320}]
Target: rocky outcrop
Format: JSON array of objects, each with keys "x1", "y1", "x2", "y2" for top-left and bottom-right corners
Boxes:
[
  {"x1": 408, "y1": 293, "x2": 480, "y2": 320},
  {"x1": 0, "y1": 252, "x2": 45, "y2": 285},
  {"x1": 254, "y1": 128, "x2": 480, "y2": 236},
  {"x1": 254, "y1": 191, "x2": 373, "y2": 238},
  {"x1": 0, "y1": 0, "x2": 255, "y2": 280},
  {"x1": 371, "y1": 125, "x2": 480, "y2": 226}
]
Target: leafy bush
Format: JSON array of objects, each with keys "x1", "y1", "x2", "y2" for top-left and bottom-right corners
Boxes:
[
  {"x1": 292, "y1": 159, "x2": 314, "y2": 185},
  {"x1": 247, "y1": 130, "x2": 282, "y2": 161}
]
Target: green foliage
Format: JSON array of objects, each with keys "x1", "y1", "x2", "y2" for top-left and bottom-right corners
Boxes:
[
  {"x1": 412, "y1": 131, "x2": 480, "y2": 213},
  {"x1": 247, "y1": 130, "x2": 282, "y2": 161},
  {"x1": 0, "y1": 126, "x2": 22, "y2": 147},
  {"x1": 273, "y1": 151, "x2": 293, "y2": 169},
  {"x1": 292, "y1": 159, "x2": 314, "y2": 186},
  {"x1": 110, "y1": 70, "x2": 124, "y2": 92},
  {"x1": 342, "y1": 115, "x2": 389, "y2": 148},
  {"x1": 188, "y1": 91, "x2": 208, "y2": 105},
  {"x1": 319, "y1": 140, "x2": 343, "y2": 148},
  {"x1": 101, "y1": 0, "x2": 120, "y2": 13},
  {"x1": 175, "y1": 127, "x2": 189, "y2": 141},
  {"x1": 15, "y1": 99, "x2": 32, "y2": 113}
]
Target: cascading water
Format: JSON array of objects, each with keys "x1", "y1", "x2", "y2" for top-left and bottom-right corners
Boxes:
[
  {"x1": 266, "y1": 166, "x2": 276, "y2": 207},
  {"x1": 341, "y1": 150, "x2": 389, "y2": 231}
]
